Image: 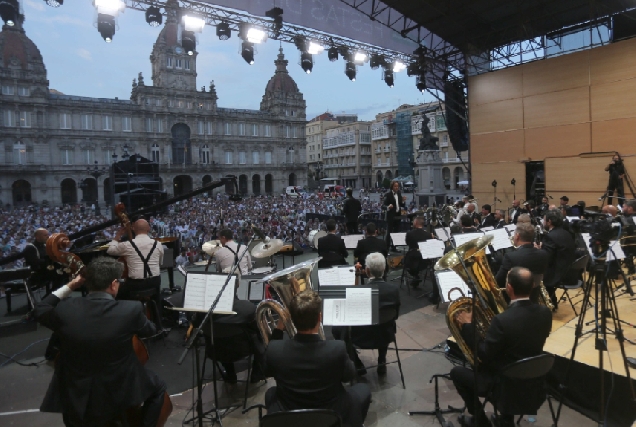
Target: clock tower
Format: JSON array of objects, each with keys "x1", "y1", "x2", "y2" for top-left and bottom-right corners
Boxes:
[{"x1": 149, "y1": 1, "x2": 197, "y2": 91}]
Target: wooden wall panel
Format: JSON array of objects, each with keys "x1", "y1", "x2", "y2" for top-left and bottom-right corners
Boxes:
[
  {"x1": 472, "y1": 162, "x2": 525, "y2": 209},
  {"x1": 545, "y1": 156, "x2": 610, "y2": 194},
  {"x1": 468, "y1": 66, "x2": 523, "y2": 107},
  {"x1": 590, "y1": 37, "x2": 636, "y2": 85},
  {"x1": 522, "y1": 50, "x2": 589, "y2": 97},
  {"x1": 523, "y1": 87, "x2": 590, "y2": 129},
  {"x1": 591, "y1": 117, "x2": 636, "y2": 154},
  {"x1": 471, "y1": 130, "x2": 524, "y2": 163},
  {"x1": 469, "y1": 98, "x2": 523, "y2": 134},
  {"x1": 590, "y1": 77, "x2": 636, "y2": 122},
  {"x1": 524, "y1": 123, "x2": 591, "y2": 160}
]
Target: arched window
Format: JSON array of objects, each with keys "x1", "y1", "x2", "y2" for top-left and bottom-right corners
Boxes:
[
  {"x1": 13, "y1": 141, "x2": 26, "y2": 165},
  {"x1": 200, "y1": 144, "x2": 210, "y2": 164},
  {"x1": 151, "y1": 143, "x2": 160, "y2": 163}
]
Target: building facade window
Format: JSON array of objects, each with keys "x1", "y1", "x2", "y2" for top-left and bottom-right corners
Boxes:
[
  {"x1": 238, "y1": 123, "x2": 245, "y2": 136},
  {"x1": 3, "y1": 110, "x2": 14, "y2": 127},
  {"x1": 81, "y1": 114, "x2": 92, "y2": 130},
  {"x1": 264, "y1": 125, "x2": 271, "y2": 137},
  {"x1": 103, "y1": 115, "x2": 112, "y2": 131},
  {"x1": 198, "y1": 121, "x2": 204, "y2": 135},
  {"x1": 265, "y1": 151, "x2": 272, "y2": 164},
  {"x1": 224, "y1": 123, "x2": 231, "y2": 135},
  {"x1": 85, "y1": 149, "x2": 94, "y2": 165},
  {"x1": 251, "y1": 124, "x2": 258, "y2": 136},
  {"x1": 145, "y1": 118, "x2": 153, "y2": 132},
  {"x1": 156, "y1": 118, "x2": 163, "y2": 133},
  {"x1": 59, "y1": 113, "x2": 72, "y2": 129},
  {"x1": 252, "y1": 151, "x2": 259, "y2": 164},
  {"x1": 104, "y1": 149, "x2": 112, "y2": 165},
  {"x1": 2, "y1": 85, "x2": 14, "y2": 95},
  {"x1": 13, "y1": 141, "x2": 26, "y2": 165},
  {"x1": 200, "y1": 145, "x2": 210, "y2": 164},
  {"x1": 122, "y1": 117, "x2": 132, "y2": 132},
  {"x1": 185, "y1": 60, "x2": 190, "y2": 70},
  {"x1": 239, "y1": 151, "x2": 246, "y2": 164},
  {"x1": 285, "y1": 126, "x2": 290, "y2": 138},
  {"x1": 18, "y1": 87, "x2": 29, "y2": 96},
  {"x1": 149, "y1": 144, "x2": 159, "y2": 163},
  {"x1": 176, "y1": 58, "x2": 182, "y2": 69},
  {"x1": 225, "y1": 151, "x2": 233, "y2": 164},
  {"x1": 19, "y1": 112, "x2": 31, "y2": 128},
  {"x1": 166, "y1": 57, "x2": 173, "y2": 67},
  {"x1": 206, "y1": 121, "x2": 213, "y2": 135},
  {"x1": 62, "y1": 149, "x2": 73, "y2": 165}
]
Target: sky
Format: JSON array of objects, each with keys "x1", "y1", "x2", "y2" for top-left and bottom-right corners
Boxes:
[{"x1": 18, "y1": 0, "x2": 436, "y2": 121}]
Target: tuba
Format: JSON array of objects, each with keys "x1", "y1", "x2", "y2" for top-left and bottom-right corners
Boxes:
[
  {"x1": 436, "y1": 234, "x2": 508, "y2": 366},
  {"x1": 255, "y1": 258, "x2": 323, "y2": 345}
]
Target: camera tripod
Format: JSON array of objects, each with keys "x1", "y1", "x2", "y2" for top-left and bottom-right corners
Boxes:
[{"x1": 554, "y1": 244, "x2": 636, "y2": 426}]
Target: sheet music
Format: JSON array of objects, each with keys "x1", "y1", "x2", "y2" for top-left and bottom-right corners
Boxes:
[
  {"x1": 566, "y1": 216, "x2": 580, "y2": 222},
  {"x1": 485, "y1": 228, "x2": 513, "y2": 251},
  {"x1": 504, "y1": 224, "x2": 516, "y2": 234},
  {"x1": 418, "y1": 239, "x2": 446, "y2": 259},
  {"x1": 345, "y1": 287, "x2": 372, "y2": 325},
  {"x1": 342, "y1": 234, "x2": 364, "y2": 249},
  {"x1": 318, "y1": 267, "x2": 356, "y2": 287},
  {"x1": 436, "y1": 271, "x2": 472, "y2": 303},
  {"x1": 322, "y1": 299, "x2": 346, "y2": 326},
  {"x1": 390, "y1": 232, "x2": 407, "y2": 247},
  {"x1": 453, "y1": 233, "x2": 485, "y2": 251},
  {"x1": 183, "y1": 273, "x2": 236, "y2": 313},
  {"x1": 481, "y1": 226, "x2": 494, "y2": 232},
  {"x1": 581, "y1": 233, "x2": 625, "y2": 260},
  {"x1": 434, "y1": 227, "x2": 452, "y2": 242},
  {"x1": 248, "y1": 281, "x2": 264, "y2": 300}
]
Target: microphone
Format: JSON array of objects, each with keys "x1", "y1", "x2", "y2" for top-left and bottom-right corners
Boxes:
[
  {"x1": 548, "y1": 195, "x2": 553, "y2": 199},
  {"x1": 251, "y1": 224, "x2": 270, "y2": 242}
]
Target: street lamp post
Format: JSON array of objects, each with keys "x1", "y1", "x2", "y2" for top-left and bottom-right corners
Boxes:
[{"x1": 86, "y1": 161, "x2": 107, "y2": 216}]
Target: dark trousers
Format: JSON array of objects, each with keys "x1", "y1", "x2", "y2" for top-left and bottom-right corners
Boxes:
[
  {"x1": 346, "y1": 221, "x2": 359, "y2": 234},
  {"x1": 331, "y1": 327, "x2": 388, "y2": 364},
  {"x1": 607, "y1": 181, "x2": 625, "y2": 206},
  {"x1": 265, "y1": 384, "x2": 371, "y2": 427},
  {"x1": 118, "y1": 276, "x2": 163, "y2": 329},
  {"x1": 62, "y1": 369, "x2": 166, "y2": 427},
  {"x1": 385, "y1": 218, "x2": 401, "y2": 249}
]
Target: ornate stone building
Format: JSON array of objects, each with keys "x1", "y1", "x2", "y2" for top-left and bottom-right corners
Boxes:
[{"x1": 0, "y1": 7, "x2": 306, "y2": 208}]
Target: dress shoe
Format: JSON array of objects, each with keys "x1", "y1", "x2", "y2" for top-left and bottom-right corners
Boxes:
[{"x1": 377, "y1": 363, "x2": 387, "y2": 375}]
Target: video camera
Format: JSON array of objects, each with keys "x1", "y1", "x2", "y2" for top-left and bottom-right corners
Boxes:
[{"x1": 570, "y1": 212, "x2": 620, "y2": 243}]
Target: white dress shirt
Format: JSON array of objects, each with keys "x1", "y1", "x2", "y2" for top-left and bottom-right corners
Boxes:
[
  {"x1": 107, "y1": 234, "x2": 164, "y2": 279},
  {"x1": 214, "y1": 240, "x2": 251, "y2": 275}
]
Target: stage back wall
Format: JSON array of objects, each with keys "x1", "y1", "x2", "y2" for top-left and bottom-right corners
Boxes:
[{"x1": 468, "y1": 36, "x2": 636, "y2": 208}]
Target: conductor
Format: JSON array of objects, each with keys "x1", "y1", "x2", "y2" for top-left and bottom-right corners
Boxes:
[{"x1": 383, "y1": 181, "x2": 406, "y2": 250}]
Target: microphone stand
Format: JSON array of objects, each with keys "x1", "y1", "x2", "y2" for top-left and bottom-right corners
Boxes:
[{"x1": 177, "y1": 233, "x2": 257, "y2": 427}]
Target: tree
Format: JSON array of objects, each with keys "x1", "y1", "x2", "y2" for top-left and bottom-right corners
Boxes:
[{"x1": 382, "y1": 178, "x2": 391, "y2": 189}]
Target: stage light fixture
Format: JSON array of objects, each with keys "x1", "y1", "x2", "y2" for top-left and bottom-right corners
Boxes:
[
  {"x1": 241, "y1": 41, "x2": 255, "y2": 65},
  {"x1": 328, "y1": 46, "x2": 339, "y2": 62},
  {"x1": 45, "y1": 0, "x2": 63, "y2": 8},
  {"x1": 393, "y1": 60, "x2": 406, "y2": 73},
  {"x1": 345, "y1": 61, "x2": 356, "y2": 81},
  {"x1": 265, "y1": 6, "x2": 283, "y2": 37},
  {"x1": 94, "y1": 0, "x2": 124, "y2": 16},
  {"x1": 406, "y1": 62, "x2": 419, "y2": 77},
  {"x1": 370, "y1": 54, "x2": 383, "y2": 70},
  {"x1": 239, "y1": 23, "x2": 267, "y2": 44},
  {"x1": 182, "y1": 30, "x2": 196, "y2": 55},
  {"x1": 301, "y1": 52, "x2": 313, "y2": 74},
  {"x1": 182, "y1": 14, "x2": 205, "y2": 32},
  {"x1": 0, "y1": 0, "x2": 18, "y2": 26},
  {"x1": 216, "y1": 21, "x2": 231, "y2": 40},
  {"x1": 383, "y1": 68, "x2": 394, "y2": 88},
  {"x1": 145, "y1": 6, "x2": 162, "y2": 27},
  {"x1": 307, "y1": 41, "x2": 324, "y2": 55},
  {"x1": 97, "y1": 13, "x2": 116, "y2": 42},
  {"x1": 416, "y1": 74, "x2": 427, "y2": 93},
  {"x1": 354, "y1": 51, "x2": 367, "y2": 64}
]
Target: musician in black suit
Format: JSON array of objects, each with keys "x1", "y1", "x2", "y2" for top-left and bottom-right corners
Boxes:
[
  {"x1": 450, "y1": 267, "x2": 552, "y2": 427},
  {"x1": 494, "y1": 210, "x2": 506, "y2": 229},
  {"x1": 342, "y1": 187, "x2": 362, "y2": 234},
  {"x1": 34, "y1": 257, "x2": 167, "y2": 427},
  {"x1": 263, "y1": 290, "x2": 371, "y2": 427},
  {"x1": 404, "y1": 216, "x2": 435, "y2": 291},
  {"x1": 383, "y1": 181, "x2": 406, "y2": 250},
  {"x1": 495, "y1": 223, "x2": 549, "y2": 303},
  {"x1": 509, "y1": 200, "x2": 527, "y2": 225},
  {"x1": 354, "y1": 222, "x2": 388, "y2": 268},
  {"x1": 454, "y1": 215, "x2": 479, "y2": 234},
  {"x1": 537, "y1": 209, "x2": 576, "y2": 308},
  {"x1": 332, "y1": 253, "x2": 400, "y2": 375},
  {"x1": 478, "y1": 204, "x2": 497, "y2": 229},
  {"x1": 317, "y1": 219, "x2": 348, "y2": 268}
]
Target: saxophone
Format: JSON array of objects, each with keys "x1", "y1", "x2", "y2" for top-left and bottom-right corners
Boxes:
[{"x1": 436, "y1": 234, "x2": 508, "y2": 365}]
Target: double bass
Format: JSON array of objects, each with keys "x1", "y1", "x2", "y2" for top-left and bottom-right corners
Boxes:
[{"x1": 46, "y1": 234, "x2": 173, "y2": 427}]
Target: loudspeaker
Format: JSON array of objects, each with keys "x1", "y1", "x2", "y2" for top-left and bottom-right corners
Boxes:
[{"x1": 444, "y1": 80, "x2": 469, "y2": 153}]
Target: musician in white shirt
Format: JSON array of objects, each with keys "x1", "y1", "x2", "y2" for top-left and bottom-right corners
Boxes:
[{"x1": 214, "y1": 229, "x2": 252, "y2": 275}]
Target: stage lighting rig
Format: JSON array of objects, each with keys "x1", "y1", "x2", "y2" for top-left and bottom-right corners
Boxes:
[
  {"x1": 392, "y1": 60, "x2": 406, "y2": 73},
  {"x1": 416, "y1": 74, "x2": 427, "y2": 93},
  {"x1": 239, "y1": 22, "x2": 267, "y2": 44},
  {"x1": 353, "y1": 51, "x2": 368, "y2": 65},
  {"x1": 44, "y1": 0, "x2": 63, "y2": 8},
  {"x1": 0, "y1": 0, "x2": 18, "y2": 26},
  {"x1": 93, "y1": 0, "x2": 125, "y2": 42},
  {"x1": 328, "y1": 45, "x2": 339, "y2": 62},
  {"x1": 145, "y1": 5, "x2": 161, "y2": 27},
  {"x1": 216, "y1": 21, "x2": 231, "y2": 40},
  {"x1": 241, "y1": 41, "x2": 255, "y2": 65},
  {"x1": 300, "y1": 52, "x2": 313, "y2": 74},
  {"x1": 265, "y1": 7, "x2": 283, "y2": 37},
  {"x1": 383, "y1": 67, "x2": 394, "y2": 87},
  {"x1": 369, "y1": 54, "x2": 384, "y2": 70},
  {"x1": 307, "y1": 41, "x2": 324, "y2": 55},
  {"x1": 345, "y1": 61, "x2": 356, "y2": 81},
  {"x1": 181, "y1": 30, "x2": 196, "y2": 55},
  {"x1": 181, "y1": 13, "x2": 205, "y2": 55}
]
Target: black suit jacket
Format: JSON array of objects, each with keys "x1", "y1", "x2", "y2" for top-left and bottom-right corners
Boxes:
[
  {"x1": 510, "y1": 208, "x2": 528, "y2": 225},
  {"x1": 479, "y1": 213, "x2": 497, "y2": 229},
  {"x1": 342, "y1": 196, "x2": 362, "y2": 222},
  {"x1": 541, "y1": 227, "x2": 576, "y2": 287},
  {"x1": 383, "y1": 191, "x2": 405, "y2": 222},
  {"x1": 494, "y1": 219, "x2": 506, "y2": 229},
  {"x1": 405, "y1": 227, "x2": 433, "y2": 250},
  {"x1": 495, "y1": 243, "x2": 549, "y2": 288},
  {"x1": 318, "y1": 233, "x2": 348, "y2": 268},
  {"x1": 34, "y1": 292, "x2": 157, "y2": 420},
  {"x1": 263, "y1": 330, "x2": 356, "y2": 412},
  {"x1": 348, "y1": 278, "x2": 401, "y2": 348},
  {"x1": 354, "y1": 236, "x2": 388, "y2": 267}
]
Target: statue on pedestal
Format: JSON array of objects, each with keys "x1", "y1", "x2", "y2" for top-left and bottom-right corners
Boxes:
[{"x1": 418, "y1": 116, "x2": 439, "y2": 151}]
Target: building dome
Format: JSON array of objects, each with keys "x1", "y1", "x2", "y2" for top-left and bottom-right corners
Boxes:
[
  {"x1": 0, "y1": 19, "x2": 45, "y2": 71},
  {"x1": 155, "y1": 19, "x2": 179, "y2": 49},
  {"x1": 264, "y1": 48, "x2": 299, "y2": 94}
]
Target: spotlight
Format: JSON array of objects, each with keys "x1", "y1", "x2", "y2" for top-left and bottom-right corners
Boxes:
[
  {"x1": 345, "y1": 61, "x2": 356, "y2": 81},
  {"x1": 301, "y1": 52, "x2": 313, "y2": 74},
  {"x1": 97, "y1": 13, "x2": 116, "y2": 42},
  {"x1": 392, "y1": 60, "x2": 406, "y2": 73},
  {"x1": 383, "y1": 68, "x2": 394, "y2": 88},
  {"x1": 406, "y1": 62, "x2": 419, "y2": 77},
  {"x1": 416, "y1": 74, "x2": 427, "y2": 93},
  {"x1": 182, "y1": 30, "x2": 196, "y2": 55},
  {"x1": 145, "y1": 6, "x2": 162, "y2": 27},
  {"x1": 241, "y1": 41, "x2": 255, "y2": 65},
  {"x1": 328, "y1": 46, "x2": 339, "y2": 62},
  {"x1": 94, "y1": 0, "x2": 124, "y2": 16},
  {"x1": 307, "y1": 41, "x2": 324, "y2": 55},
  {"x1": 182, "y1": 14, "x2": 205, "y2": 32},
  {"x1": 0, "y1": 0, "x2": 18, "y2": 26},
  {"x1": 216, "y1": 21, "x2": 231, "y2": 40},
  {"x1": 239, "y1": 23, "x2": 267, "y2": 44},
  {"x1": 265, "y1": 7, "x2": 283, "y2": 37},
  {"x1": 370, "y1": 54, "x2": 384, "y2": 70},
  {"x1": 354, "y1": 51, "x2": 367, "y2": 64},
  {"x1": 45, "y1": 0, "x2": 63, "y2": 7}
]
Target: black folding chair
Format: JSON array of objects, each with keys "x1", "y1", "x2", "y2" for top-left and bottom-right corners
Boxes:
[{"x1": 555, "y1": 254, "x2": 589, "y2": 315}]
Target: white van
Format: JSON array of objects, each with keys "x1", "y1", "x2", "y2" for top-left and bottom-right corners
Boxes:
[{"x1": 285, "y1": 186, "x2": 303, "y2": 198}]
